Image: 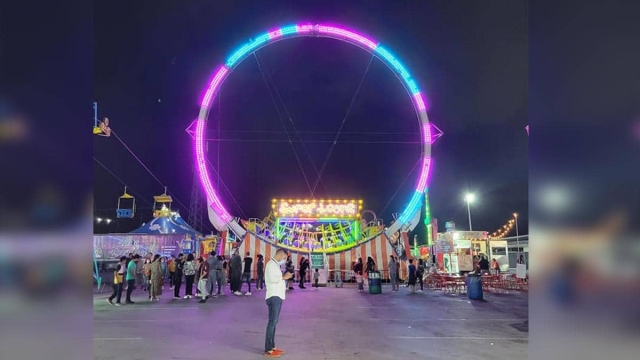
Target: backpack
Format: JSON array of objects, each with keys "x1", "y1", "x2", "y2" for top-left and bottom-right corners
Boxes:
[
  {"x1": 416, "y1": 265, "x2": 424, "y2": 277},
  {"x1": 183, "y1": 261, "x2": 196, "y2": 276}
]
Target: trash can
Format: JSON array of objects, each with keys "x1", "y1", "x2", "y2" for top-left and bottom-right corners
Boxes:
[
  {"x1": 368, "y1": 271, "x2": 381, "y2": 294},
  {"x1": 467, "y1": 274, "x2": 483, "y2": 300}
]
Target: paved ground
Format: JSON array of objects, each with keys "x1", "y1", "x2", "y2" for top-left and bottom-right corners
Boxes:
[{"x1": 94, "y1": 284, "x2": 528, "y2": 360}]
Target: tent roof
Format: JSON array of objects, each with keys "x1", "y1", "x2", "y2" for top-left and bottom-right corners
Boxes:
[{"x1": 130, "y1": 212, "x2": 201, "y2": 237}]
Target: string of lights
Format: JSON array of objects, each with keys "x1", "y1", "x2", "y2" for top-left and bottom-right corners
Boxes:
[{"x1": 489, "y1": 217, "x2": 516, "y2": 239}]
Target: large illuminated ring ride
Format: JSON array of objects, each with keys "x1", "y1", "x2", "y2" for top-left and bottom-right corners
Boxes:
[{"x1": 195, "y1": 24, "x2": 432, "y2": 239}]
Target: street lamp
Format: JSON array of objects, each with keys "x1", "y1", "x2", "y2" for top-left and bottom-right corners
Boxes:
[
  {"x1": 513, "y1": 213, "x2": 521, "y2": 262},
  {"x1": 464, "y1": 193, "x2": 475, "y2": 231}
]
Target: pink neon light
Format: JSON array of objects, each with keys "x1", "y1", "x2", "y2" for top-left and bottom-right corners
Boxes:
[
  {"x1": 316, "y1": 25, "x2": 377, "y2": 50},
  {"x1": 416, "y1": 157, "x2": 431, "y2": 193},
  {"x1": 195, "y1": 23, "x2": 431, "y2": 225},
  {"x1": 296, "y1": 24, "x2": 313, "y2": 33},
  {"x1": 201, "y1": 67, "x2": 229, "y2": 108},
  {"x1": 195, "y1": 119, "x2": 231, "y2": 222},
  {"x1": 268, "y1": 29, "x2": 283, "y2": 40},
  {"x1": 422, "y1": 122, "x2": 432, "y2": 145},
  {"x1": 413, "y1": 92, "x2": 426, "y2": 111}
]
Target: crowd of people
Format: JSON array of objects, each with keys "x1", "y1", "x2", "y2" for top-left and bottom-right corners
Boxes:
[{"x1": 106, "y1": 250, "x2": 324, "y2": 306}]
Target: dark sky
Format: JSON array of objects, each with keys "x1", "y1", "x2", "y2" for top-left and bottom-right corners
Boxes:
[{"x1": 94, "y1": 0, "x2": 528, "y2": 236}]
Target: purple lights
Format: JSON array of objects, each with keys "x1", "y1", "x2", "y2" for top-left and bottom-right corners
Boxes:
[
  {"x1": 414, "y1": 93, "x2": 427, "y2": 111},
  {"x1": 416, "y1": 157, "x2": 431, "y2": 193},
  {"x1": 195, "y1": 23, "x2": 432, "y2": 229},
  {"x1": 316, "y1": 25, "x2": 378, "y2": 50},
  {"x1": 195, "y1": 119, "x2": 231, "y2": 222},
  {"x1": 201, "y1": 67, "x2": 229, "y2": 108},
  {"x1": 267, "y1": 29, "x2": 283, "y2": 40}
]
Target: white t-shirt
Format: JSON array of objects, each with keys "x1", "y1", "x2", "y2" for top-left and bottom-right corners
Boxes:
[{"x1": 265, "y1": 258, "x2": 286, "y2": 300}]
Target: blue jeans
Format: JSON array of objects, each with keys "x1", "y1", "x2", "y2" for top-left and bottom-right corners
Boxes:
[{"x1": 265, "y1": 296, "x2": 283, "y2": 352}]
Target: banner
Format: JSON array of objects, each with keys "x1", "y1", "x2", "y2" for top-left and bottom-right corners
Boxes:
[
  {"x1": 200, "y1": 237, "x2": 219, "y2": 258},
  {"x1": 516, "y1": 263, "x2": 527, "y2": 279},
  {"x1": 93, "y1": 234, "x2": 183, "y2": 259},
  {"x1": 458, "y1": 254, "x2": 473, "y2": 271},
  {"x1": 418, "y1": 246, "x2": 430, "y2": 259}
]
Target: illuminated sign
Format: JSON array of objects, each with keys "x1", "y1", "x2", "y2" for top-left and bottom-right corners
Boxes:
[{"x1": 273, "y1": 199, "x2": 363, "y2": 219}]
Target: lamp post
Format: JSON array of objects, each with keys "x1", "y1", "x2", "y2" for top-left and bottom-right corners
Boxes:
[
  {"x1": 514, "y1": 212, "x2": 521, "y2": 262},
  {"x1": 464, "y1": 193, "x2": 475, "y2": 231}
]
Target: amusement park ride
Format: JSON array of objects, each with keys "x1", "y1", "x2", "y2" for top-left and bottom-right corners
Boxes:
[{"x1": 188, "y1": 23, "x2": 443, "y2": 257}]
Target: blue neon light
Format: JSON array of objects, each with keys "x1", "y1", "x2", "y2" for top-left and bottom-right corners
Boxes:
[
  {"x1": 375, "y1": 46, "x2": 422, "y2": 95},
  {"x1": 226, "y1": 33, "x2": 270, "y2": 67},
  {"x1": 279, "y1": 25, "x2": 298, "y2": 36},
  {"x1": 399, "y1": 191, "x2": 422, "y2": 223},
  {"x1": 375, "y1": 46, "x2": 411, "y2": 80}
]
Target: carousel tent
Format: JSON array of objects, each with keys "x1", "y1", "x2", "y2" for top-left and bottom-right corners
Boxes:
[{"x1": 130, "y1": 211, "x2": 201, "y2": 239}]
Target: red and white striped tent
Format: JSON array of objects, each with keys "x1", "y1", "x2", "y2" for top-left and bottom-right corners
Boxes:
[{"x1": 234, "y1": 233, "x2": 408, "y2": 280}]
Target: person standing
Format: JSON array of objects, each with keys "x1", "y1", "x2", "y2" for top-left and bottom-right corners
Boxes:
[
  {"x1": 217, "y1": 255, "x2": 226, "y2": 296},
  {"x1": 256, "y1": 254, "x2": 265, "y2": 291},
  {"x1": 492, "y1": 258, "x2": 501, "y2": 275},
  {"x1": 183, "y1": 253, "x2": 196, "y2": 299},
  {"x1": 407, "y1": 259, "x2": 417, "y2": 294},
  {"x1": 478, "y1": 255, "x2": 490, "y2": 275},
  {"x1": 395, "y1": 256, "x2": 401, "y2": 285},
  {"x1": 168, "y1": 255, "x2": 176, "y2": 289},
  {"x1": 197, "y1": 257, "x2": 209, "y2": 303},
  {"x1": 107, "y1": 256, "x2": 126, "y2": 306},
  {"x1": 285, "y1": 256, "x2": 295, "y2": 291},
  {"x1": 313, "y1": 268, "x2": 319, "y2": 289},
  {"x1": 125, "y1": 254, "x2": 140, "y2": 304},
  {"x1": 388, "y1": 255, "x2": 398, "y2": 291},
  {"x1": 142, "y1": 259, "x2": 151, "y2": 294},
  {"x1": 241, "y1": 251, "x2": 253, "y2": 296},
  {"x1": 416, "y1": 259, "x2": 425, "y2": 292},
  {"x1": 149, "y1": 254, "x2": 163, "y2": 301},
  {"x1": 264, "y1": 249, "x2": 291, "y2": 358},
  {"x1": 298, "y1": 256, "x2": 309, "y2": 289},
  {"x1": 160, "y1": 256, "x2": 168, "y2": 288},
  {"x1": 173, "y1": 253, "x2": 184, "y2": 299},
  {"x1": 207, "y1": 251, "x2": 219, "y2": 297},
  {"x1": 231, "y1": 251, "x2": 242, "y2": 296}
]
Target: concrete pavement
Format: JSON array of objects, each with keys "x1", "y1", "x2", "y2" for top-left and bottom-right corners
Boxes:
[{"x1": 94, "y1": 284, "x2": 528, "y2": 360}]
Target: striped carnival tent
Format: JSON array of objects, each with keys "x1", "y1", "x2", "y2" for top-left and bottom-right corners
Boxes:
[{"x1": 235, "y1": 233, "x2": 408, "y2": 281}]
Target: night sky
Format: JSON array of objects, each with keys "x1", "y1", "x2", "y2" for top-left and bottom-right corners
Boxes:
[{"x1": 94, "y1": 1, "x2": 528, "y2": 237}]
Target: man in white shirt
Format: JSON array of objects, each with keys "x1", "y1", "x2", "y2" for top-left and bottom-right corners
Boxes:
[{"x1": 264, "y1": 249, "x2": 291, "y2": 358}]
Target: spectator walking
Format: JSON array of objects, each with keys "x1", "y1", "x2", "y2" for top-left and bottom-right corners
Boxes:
[
  {"x1": 416, "y1": 259, "x2": 425, "y2": 292},
  {"x1": 298, "y1": 257, "x2": 309, "y2": 289},
  {"x1": 107, "y1": 256, "x2": 126, "y2": 306},
  {"x1": 408, "y1": 259, "x2": 417, "y2": 294},
  {"x1": 125, "y1": 254, "x2": 140, "y2": 304},
  {"x1": 231, "y1": 251, "x2": 243, "y2": 296}
]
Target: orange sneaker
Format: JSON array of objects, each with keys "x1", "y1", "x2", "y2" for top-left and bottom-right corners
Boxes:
[
  {"x1": 272, "y1": 348, "x2": 285, "y2": 354},
  {"x1": 264, "y1": 351, "x2": 281, "y2": 357}
]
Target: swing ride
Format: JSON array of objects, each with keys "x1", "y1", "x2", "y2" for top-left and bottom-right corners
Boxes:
[{"x1": 116, "y1": 187, "x2": 136, "y2": 218}]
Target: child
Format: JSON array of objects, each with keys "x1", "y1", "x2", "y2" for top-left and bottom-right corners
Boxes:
[
  {"x1": 356, "y1": 271, "x2": 364, "y2": 292},
  {"x1": 313, "y1": 269, "x2": 319, "y2": 289}
]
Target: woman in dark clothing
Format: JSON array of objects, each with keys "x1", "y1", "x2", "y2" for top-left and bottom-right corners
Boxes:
[
  {"x1": 299, "y1": 257, "x2": 309, "y2": 289},
  {"x1": 256, "y1": 254, "x2": 265, "y2": 291},
  {"x1": 416, "y1": 258, "x2": 425, "y2": 292},
  {"x1": 407, "y1": 259, "x2": 417, "y2": 294},
  {"x1": 365, "y1": 256, "x2": 376, "y2": 273},
  {"x1": 285, "y1": 256, "x2": 295, "y2": 290},
  {"x1": 173, "y1": 253, "x2": 185, "y2": 299}
]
